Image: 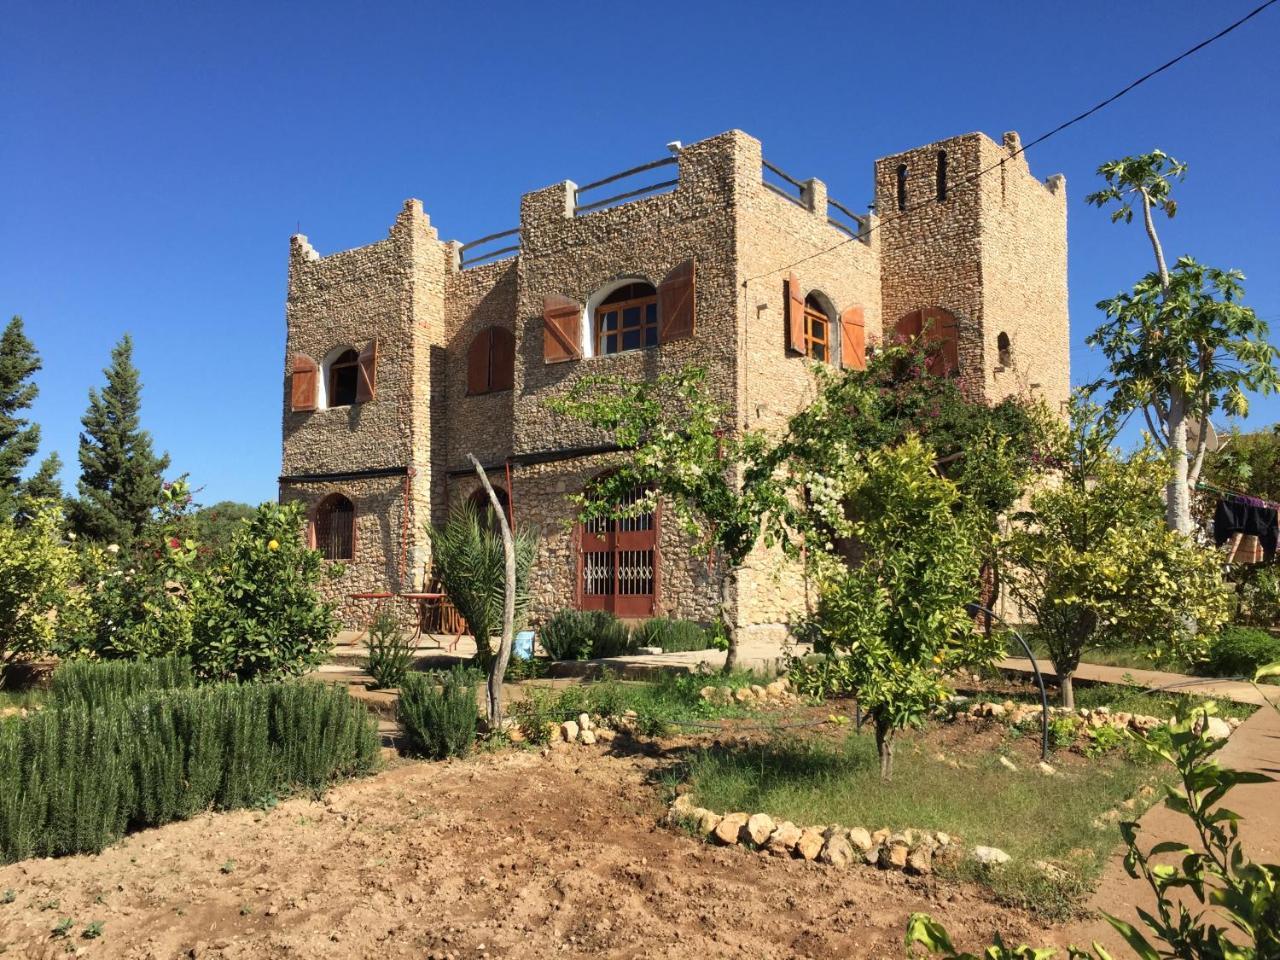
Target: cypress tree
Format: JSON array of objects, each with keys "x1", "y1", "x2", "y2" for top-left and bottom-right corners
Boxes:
[
  {"x1": 0, "y1": 316, "x2": 42, "y2": 518},
  {"x1": 71, "y1": 335, "x2": 170, "y2": 545},
  {"x1": 22, "y1": 451, "x2": 63, "y2": 504}
]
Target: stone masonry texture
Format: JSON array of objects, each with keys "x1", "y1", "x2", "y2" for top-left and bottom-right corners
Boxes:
[{"x1": 279, "y1": 129, "x2": 1069, "y2": 632}]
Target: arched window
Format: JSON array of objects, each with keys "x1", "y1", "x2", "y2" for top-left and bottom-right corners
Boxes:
[
  {"x1": 896, "y1": 163, "x2": 908, "y2": 212},
  {"x1": 578, "y1": 480, "x2": 658, "y2": 617},
  {"x1": 936, "y1": 151, "x2": 948, "y2": 202},
  {"x1": 802, "y1": 294, "x2": 831, "y2": 363},
  {"x1": 997, "y1": 331, "x2": 1012, "y2": 367},
  {"x1": 327, "y1": 349, "x2": 359, "y2": 407},
  {"x1": 595, "y1": 281, "x2": 658, "y2": 355},
  {"x1": 467, "y1": 486, "x2": 511, "y2": 533},
  {"x1": 313, "y1": 493, "x2": 354, "y2": 561},
  {"x1": 466, "y1": 326, "x2": 515, "y2": 395}
]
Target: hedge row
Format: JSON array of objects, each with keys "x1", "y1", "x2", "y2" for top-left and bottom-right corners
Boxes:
[
  {"x1": 51, "y1": 654, "x2": 196, "y2": 709},
  {"x1": 0, "y1": 675, "x2": 379, "y2": 863}
]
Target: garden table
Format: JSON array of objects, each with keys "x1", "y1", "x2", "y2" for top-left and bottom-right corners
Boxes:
[{"x1": 398, "y1": 592, "x2": 466, "y2": 652}]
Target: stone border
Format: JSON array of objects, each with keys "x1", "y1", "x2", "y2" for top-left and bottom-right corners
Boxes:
[{"x1": 952, "y1": 699, "x2": 1240, "y2": 741}]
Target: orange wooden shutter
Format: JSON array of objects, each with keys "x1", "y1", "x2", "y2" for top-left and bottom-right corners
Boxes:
[
  {"x1": 840, "y1": 306, "x2": 866, "y2": 371},
  {"x1": 658, "y1": 259, "x2": 696, "y2": 343},
  {"x1": 896, "y1": 309, "x2": 923, "y2": 343},
  {"x1": 290, "y1": 353, "x2": 318, "y2": 412},
  {"x1": 542, "y1": 294, "x2": 582, "y2": 363},
  {"x1": 490, "y1": 327, "x2": 515, "y2": 391},
  {"x1": 355, "y1": 339, "x2": 378, "y2": 402},
  {"x1": 786, "y1": 274, "x2": 805, "y2": 353},
  {"x1": 923, "y1": 307, "x2": 959, "y2": 376},
  {"x1": 466, "y1": 329, "x2": 492, "y2": 395}
]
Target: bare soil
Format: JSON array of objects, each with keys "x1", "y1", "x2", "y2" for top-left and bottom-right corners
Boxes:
[{"x1": 0, "y1": 733, "x2": 1065, "y2": 960}]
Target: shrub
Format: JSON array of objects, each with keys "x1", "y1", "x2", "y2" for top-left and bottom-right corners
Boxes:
[
  {"x1": 397, "y1": 667, "x2": 479, "y2": 760},
  {"x1": 364, "y1": 609, "x2": 415, "y2": 690},
  {"x1": 1048, "y1": 714, "x2": 1080, "y2": 750},
  {"x1": 539, "y1": 610, "x2": 635, "y2": 660},
  {"x1": 426, "y1": 503, "x2": 537, "y2": 668},
  {"x1": 0, "y1": 676, "x2": 378, "y2": 863},
  {"x1": 1234, "y1": 565, "x2": 1280, "y2": 629},
  {"x1": 1203, "y1": 626, "x2": 1280, "y2": 679},
  {"x1": 634, "y1": 618, "x2": 713, "y2": 653},
  {"x1": 188, "y1": 501, "x2": 338, "y2": 682},
  {"x1": 51, "y1": 655, "x2": 195, "y2": 709}
]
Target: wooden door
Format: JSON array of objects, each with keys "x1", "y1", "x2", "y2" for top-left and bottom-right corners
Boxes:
[{"x1": 578, "y1": 485, "x2": 658, "y2": 617}]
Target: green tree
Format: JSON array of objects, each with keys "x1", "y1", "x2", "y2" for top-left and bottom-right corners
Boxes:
[
  {"x1": 548, "y1": 367, "x2": 780, "y2": 673},
  {"x1": 1086, "y1": 152, "x2": 1280, "y2": 535},
  {"x1": 71, "y1": 335, "x2": 170, "y2": 545},
  {"x1": 1005, "y1": 399, "x2": 1231, "y2": 706},
  {"x1": 191, "y1": 500, "x2": 256, "y2": 556},
  {"x1": 0, "y1": 316, "x2": 43, "y2": 519},
  {"x1": 22, "y1": 451, "x2": 63, "y2": 505},
  {"x1": 802, "y1": 436, "x2": 995, "y2": 781},
  {"x1": 1203, "y1": 424, "x2": 1280, "y2": 504}
]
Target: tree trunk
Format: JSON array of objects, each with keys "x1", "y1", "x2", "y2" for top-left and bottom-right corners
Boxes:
[
  {"x1": 1166, "y1": 388, "x2": 1193, "y2": 535},
  {"x1": 1060, "y1": 670, "x2": 1075, "y2": 709},
  {"x1": 874, "y1": 715, "x2": 895, "y2": 782},
  {"x1": 468, "y1": 454, "x2": 516, "y2": 729},
  {"x1": 719, "y1": 566, "x2": 739, "y2": 675}
]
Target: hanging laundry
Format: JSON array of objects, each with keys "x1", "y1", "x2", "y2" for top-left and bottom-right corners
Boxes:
[{"x1": 1214, "y1": 497, "x2": 1278, "y2": 563}]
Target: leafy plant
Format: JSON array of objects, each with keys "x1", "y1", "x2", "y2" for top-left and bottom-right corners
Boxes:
[
  {"x1": 634, "y1": 618, "x2": 715, "y2": 653},
  {"x1": 51, "y1": 655, "x2": 195, "y2": 709},
  {"x1": 1048, "y1": 715, "x2": 1080, "y2": 751},
  {"x1": 427, "y1": 503, "x2": 537, "y2": 670},
  {"x1": 1203, "y1": 626, "x2": 1280, "y2": 680},
  {"x1": 188, "y1": 501, "x2": 338, "y2": 682},
  {"x1": 1082, "y1": 723, "x2": 1125, "y2": 759},
  {"x1": 798, "y1": 437, "x2": 1000, "y2": 780},
  {"x1": 906, "y1": 699, "x2": 1279, "y2": 959},
  {"x1": 397, "y1": 666, "x2": 479, "y2": 760},
  {"x1": 538, "y1": 609, "x2": 634, "y2": 661},
  {"x1": 1005, "y1": 398, "x2": 1230, "y2": 706},
  {"x1": 363, "y1": 607, "x2": 415, "y2": 689},
  {"x1": 1232, "y1": 565, "x2": 1280, "y2": 631}
]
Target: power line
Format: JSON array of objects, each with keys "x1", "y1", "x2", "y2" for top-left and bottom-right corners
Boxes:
[{"x1": 742, "y1": 0, "x2": 1280, "y2": 286}]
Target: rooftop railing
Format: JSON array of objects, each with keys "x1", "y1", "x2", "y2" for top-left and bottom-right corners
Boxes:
[
  {"x1": 826, "y1": 197, "x2": 868, "y2": 241},
  {"x1": 573, "y1": 156, "x2": 679, "y2": 215},
  {"x1": 761, "y1": 159, "x2": 869, "y2": 243},
  {"x1": 459, "y1": 227, "x2": 521, "y2": 268}
]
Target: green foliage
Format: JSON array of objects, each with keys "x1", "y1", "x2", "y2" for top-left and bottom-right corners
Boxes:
[
  {"x1": 19, "y1": 451, "x2": 64, "y2": 517},
  {"x1": 427, "y1": 503, "x2": 537, "y2": 668},
  {"x1": 70, "y1": 335, "x2": 171, "y2": 547},
  {"x1": 189, "y1": 501, "x2": 337, "y2": 682},
  {"x1": 539, "y1": 609, "x2": 636, "y2": 660},
  {"x1": 364, "y1": 608, "x2": 416, "y2": 690},
  {"x1": 1204, "y1": 425, "x2": 1280, "y2": 506},
  {"x1": 1048, "y1": 715, "x2": 1080, "y2": 750},
  {"x1": 906, "y1": 700, "x2": 1279, "y2": 959},
  {"x1": 1082, "y1": 723, "x2": 1126, "y2": 759},
  {"x1": 397, "y1": 666, "x2": 479, "y2": 760},
  {"x1": 785, "y1": 651, "x2": 859, "y2": 701},
  {"x1": 0, "y1": 317, "x2": 42, "y2": 521},
  {"x1": 1203, "y1": 627, "x2": 1280, "y2": 680},
  {"x1": 800, "y1": 436, "x2": 998, "y2": 779},
  {"x1": 0, "y1": 503, "x2": 88, "y2": 682},
  {"x1": 51, "y1": 655, "x2": 194, "y2": 709},
  {"x1": 190, "y1": 501, "x2": 256, "y2": 557},
  {"x1": 1005, "y1": 399, "x2": 1230, "y2": 701},
  {"x1": 1086, "y1": 149, "x2": 1186, "y2": 224},
  {"x1": 0, "y1": 674, "x2": 378, "y2": 863},
  {"x1": 634, "y1": 617, "x2": 716, "y2": 653},
  {"x1": 1232, "y1": 565, "x2": 1280, "y2": 631}
]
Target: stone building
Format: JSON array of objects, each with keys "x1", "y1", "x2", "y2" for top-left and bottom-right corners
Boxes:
[{"x1": 279, "y1": 128, "x2": 1069, "y2": 636}]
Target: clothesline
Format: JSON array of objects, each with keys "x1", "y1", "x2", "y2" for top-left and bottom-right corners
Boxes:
[{"x1": 1196, "y1": 480, "x2": 1280, "y2": 512}]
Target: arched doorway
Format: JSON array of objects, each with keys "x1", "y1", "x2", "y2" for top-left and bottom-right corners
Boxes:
[
  {"x1": 577, "y1": 481, "x2": 659, "y2": 617},
  {"x1": 467, "y1": 486, "x2": 511, "y2": 534}
]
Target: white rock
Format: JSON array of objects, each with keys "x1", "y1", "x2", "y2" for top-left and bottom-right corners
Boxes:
[
  {"x1": 745, "y1": 813, "x2": 776, "y2": 846},
  {"x1": 579, "y1": 729, "x2": 597, "y2": 745},
  {"x1": 560, "y1": 720, "x2": 579, "y2": 742},
  {"x1": 999, "y1": 756, "x2": 1018, "y2": 772},
  {"x1": 577, "y1": 713, "x2": 593, "y2": 732},
  {"x1": 1037, "y1": 761, "x2": 1056, "y2": 776},
  {"x1": 972, "y1": 845, "x2": 1010, "y2": 866}
]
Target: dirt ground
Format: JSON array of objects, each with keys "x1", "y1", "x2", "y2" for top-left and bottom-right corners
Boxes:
[{"x1": 0, "y1": 734, "x2": 1065, "y2": 960}]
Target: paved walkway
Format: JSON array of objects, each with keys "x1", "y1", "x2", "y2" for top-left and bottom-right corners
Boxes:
[{"x1": 999, "y1": 656, "x2": 1277, "y2": 706}]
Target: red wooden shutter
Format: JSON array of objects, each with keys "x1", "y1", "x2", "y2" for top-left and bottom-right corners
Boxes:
[
  {"x1": 658, "y1": 259, "x2": 696, "y2": 343},
  {"x1": 355, "y1": 339, "x2": 378, "y2": 402},
  {"x1": 466, "y1": 329, "x2": 492, "y2": 395},
  {"x1": 542, "y1": 294, "x2": 582, "y2": 363},
  {"x1": 290, "y1": 353, "x2": 318, "y2": 412},
  {"x1": 490, "y1": 327, "x2": 515, "y2": 391},
  {"x1": 840, "y1": 306, "x2": 866, "y2": 371},
  {"x1": 896, "y1": 309, "x2": 923, "y2": 343},
  {"x1": 786, "y1": 274, "x2": 805, "y2": 353},
  {"x1": 923, "y1": 307, "x2": 959, "y2": 376}
]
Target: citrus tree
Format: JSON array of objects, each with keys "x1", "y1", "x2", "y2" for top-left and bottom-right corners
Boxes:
[
  {"x1": 802, "y1": 436, "x2": 998, "y2": 780},
  {"x1": 1005, "y1": 399, "x2": 1230, "y2": 705}
]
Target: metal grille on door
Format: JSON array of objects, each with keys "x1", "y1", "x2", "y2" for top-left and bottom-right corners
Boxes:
[{"x1": 579, "y1": 485, "x2": 658, "y2": 617}]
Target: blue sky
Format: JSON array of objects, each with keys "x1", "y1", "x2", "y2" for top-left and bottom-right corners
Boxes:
[{"x1": 3, "y1": 1, "x2": 1278, "y2": 506}]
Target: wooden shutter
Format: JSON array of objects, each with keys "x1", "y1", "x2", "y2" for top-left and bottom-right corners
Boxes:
[
  {"x1": 466, "y1": 328, "x2": 492, "y2": 395},
  {"x1": 895, "y1": 309, "x2": 923, "y2": 343},
  {"x1": 786, "y1": 274, "x2": 805, "y2": 353},
  {"x1": 490, "y1": 327, "x2": 515, "y2": 391},
  {"x1": 355, "y1": 339, "x2": 378, "y2": 402},
  {"x1": 923, "y1": 307, "x2": 959, "y2": 377},
  {"x1": 658, "y1": 259, "x2": 696, "y2": 343},
  {"x1": 290, "y1": 353, "x2": 318, "y2": 412},
  {"x1": 542, "y1": 294, "x2": 582, "y2": 363},
  {"x1": 840, "y1": 306, "x2": 866, "y2": 371}
]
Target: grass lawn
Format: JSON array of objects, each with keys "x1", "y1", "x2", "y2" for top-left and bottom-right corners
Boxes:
[{"x1": 679, "y1": 722, "x2": 1168, "y2": 919}]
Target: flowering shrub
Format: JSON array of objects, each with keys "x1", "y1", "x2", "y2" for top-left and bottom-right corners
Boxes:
[{"x1": 188, "y1": 501, "x2": 338, "y2": 682}]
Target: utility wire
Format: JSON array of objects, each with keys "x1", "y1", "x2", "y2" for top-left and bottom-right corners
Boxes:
[{"x1": 742, "y1": 0, "x2": 1280, "y2": 286}]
